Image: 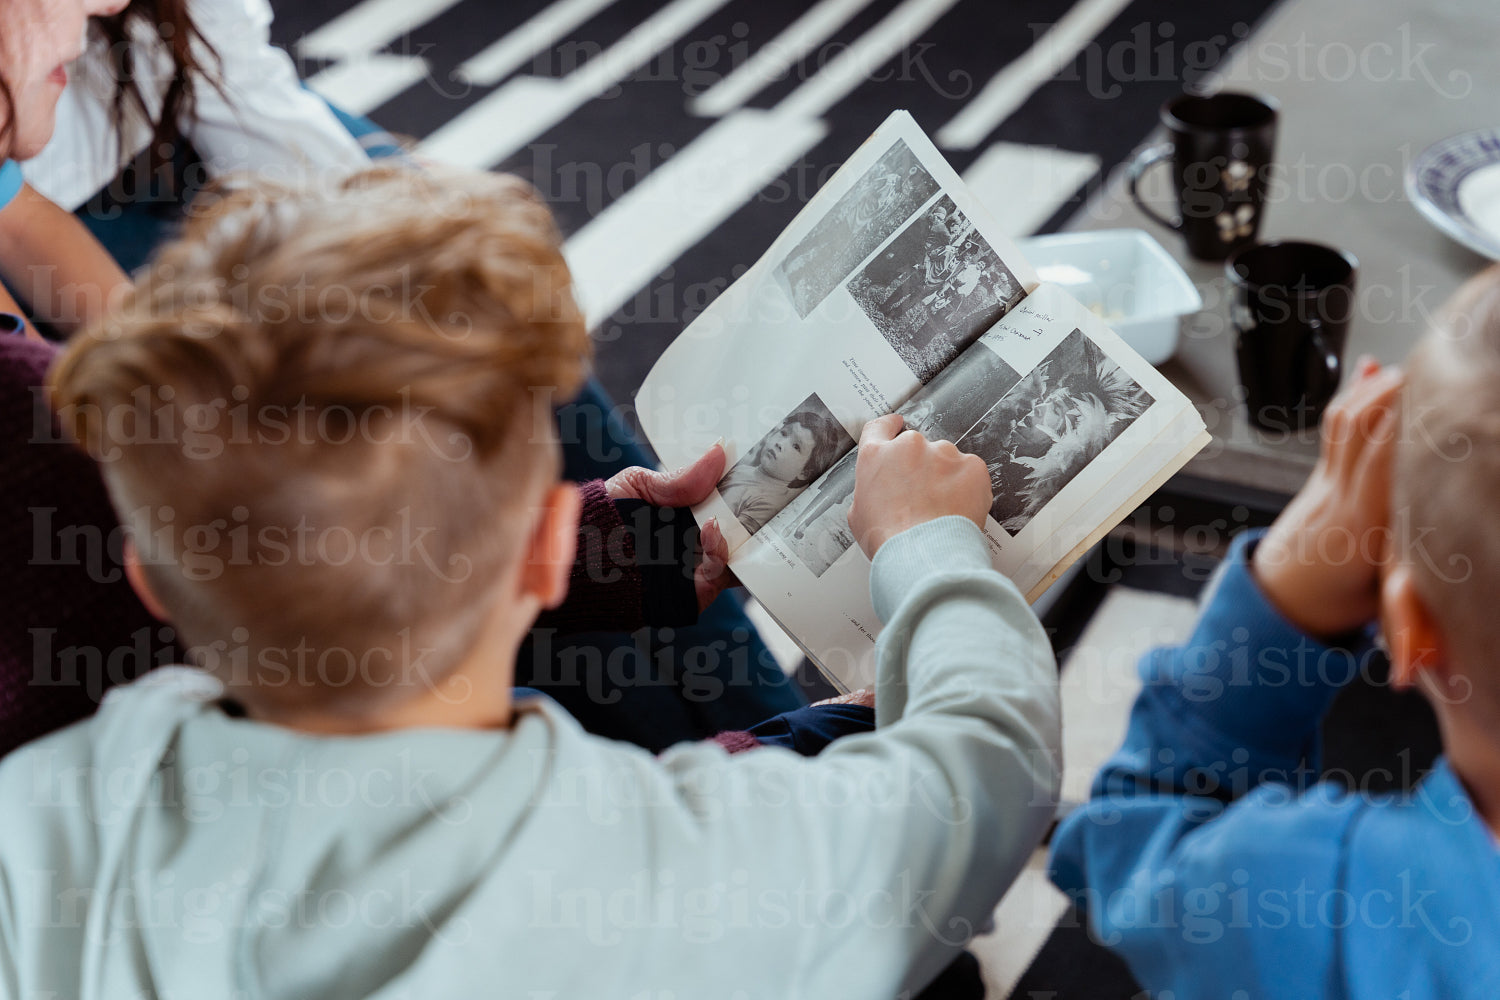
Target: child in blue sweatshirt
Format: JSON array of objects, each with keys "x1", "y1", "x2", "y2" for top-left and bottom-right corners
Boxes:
[{"x1": 1050, "y1": 265, "x2": 1500, "y2": 998}]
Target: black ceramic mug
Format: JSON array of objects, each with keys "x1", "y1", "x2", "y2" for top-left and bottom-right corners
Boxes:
[
  {"x1": 1227, "y1": 241, "x2": 1358, "y2": 432},
  {"x1": 1128, "y1": 92, "x2": 1279, "y2": 261}
]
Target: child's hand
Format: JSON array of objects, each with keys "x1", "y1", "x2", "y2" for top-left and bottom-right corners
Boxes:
[
  {"x1": 605, "y1": 443, "x2": 737, "y2": 612},
  {"x1": 848, "y1": 414, "x2": 992, "y2": 559},
  {"x1": 1253, "y1": 358, "x2": 1403, "y2": 638}
]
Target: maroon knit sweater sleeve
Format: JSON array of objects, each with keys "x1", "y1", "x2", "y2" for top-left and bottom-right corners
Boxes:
[
  {"x1": 0, "y1": 336, "x2": 164, "y2": 758},
  {"x1": 532, "y1": 479, "x2": 646, "y2": 635}
]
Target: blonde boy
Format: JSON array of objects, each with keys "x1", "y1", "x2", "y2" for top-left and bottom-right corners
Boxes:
[
  {"x1": 0, "y1": 166, "x2": 1061, "y2": 997},
  {"x1": 1050, "y1": 266, "x2": 1500, "y2": 997}
]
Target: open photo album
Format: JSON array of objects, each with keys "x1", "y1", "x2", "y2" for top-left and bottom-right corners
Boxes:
[{"x1": 636, "y1": 110, "x2": 1210, "y2": 692}]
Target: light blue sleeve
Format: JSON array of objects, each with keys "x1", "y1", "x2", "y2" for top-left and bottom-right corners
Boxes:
[
  {"x1": 1049, "y1": 530, "x2": 1371, "y2": 995},
  {"x1": 651, "y1": 516, "x2": 1062, "y2": 997},
  {"x1": 0, "y1": 160, "x2": 26, "y2": 334},
  {"x1": 0, "y1": 161, "x2": 22, "y2": 212}
]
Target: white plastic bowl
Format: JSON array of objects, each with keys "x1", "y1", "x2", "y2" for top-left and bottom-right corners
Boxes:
[{"x1": 1017, "y1": 229, "x2": 1202, "y2": 365}]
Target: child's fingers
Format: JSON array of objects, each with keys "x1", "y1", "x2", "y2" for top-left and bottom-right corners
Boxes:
[
  {"x1": 1327, "y1": 366, "x2": 1402, "y2": 478},
  {"x1": 1351, "y1": 405, "x2": 1399, "y2": 562},
  {"x1": 1330, "y1": 360, "x2": 1395, "y2": 417},
  {"x1": 859, "y1": 413, "x2": 905, "y2": 448},
  {"x1": 1360, "y1": 405, "x2": 1399, "y2": 494},
  {"x1": 1355, "y1": 370, "x2": 1403, "y2": 432},
  {"x1": 1348, "y1": 368, "x2": 1403, "y2": 456}
]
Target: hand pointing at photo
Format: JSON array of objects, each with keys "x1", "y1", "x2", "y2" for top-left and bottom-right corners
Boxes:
[{"x1": 848, "y1": 414, "x2": 993, "y2": 558}]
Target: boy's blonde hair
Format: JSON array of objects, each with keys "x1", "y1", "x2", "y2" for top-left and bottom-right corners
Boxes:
[
  {"x1": 1395, "y1": 264, "x2": 1500, "y2": 674},
  {"x1": 49, "y1": 166, "x2": 590, "y2": 712}
]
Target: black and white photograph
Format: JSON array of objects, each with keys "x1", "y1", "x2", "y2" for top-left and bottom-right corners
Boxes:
[
  {"x1": 956, "y1": 330, "x2": 1153, "y2": 534},
  {"x1": 773, "y1": 140, "x2": 940, "y2": 318},
  {"x1": 774, "y1": 344, "x2": 1023, "y2": 577},
  {"x1": 898, "y1": 340, "x2": 1022, "y2": 444},
  {"x1": 847, "y1": 196, "x2": 1025, "y2": 385},
  {"x1": 717, "y1": 393, "x2": 855, "y2": 535},
  {"x1": 773, "y1": 449, "x2": 858, "y2": 578}
]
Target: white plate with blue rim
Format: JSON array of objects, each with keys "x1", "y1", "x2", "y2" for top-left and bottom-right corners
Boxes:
[{"x1": 1407, "y1": 128, "x2": 1500, "y2": 260}]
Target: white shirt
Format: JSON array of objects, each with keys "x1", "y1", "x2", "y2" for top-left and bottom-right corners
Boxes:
[{"x1": 24, "y1": 0, "x2": 368, "y2": 210}]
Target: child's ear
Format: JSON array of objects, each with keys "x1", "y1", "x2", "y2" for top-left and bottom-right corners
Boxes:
[
  {"x1": 518, "y1": 483, "x2": 581, "y2": 611},
  {"x1": 1381, "y1": 564, "x2": 1446, "y2": 692},
  {"x1": 122, "y1": 537, "x2": 171, "y2": 622}
]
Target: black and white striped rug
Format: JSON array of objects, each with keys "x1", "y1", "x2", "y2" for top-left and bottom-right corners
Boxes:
[{"x1": 268, "y1": 0, "x2": 1280, "y2": 411}]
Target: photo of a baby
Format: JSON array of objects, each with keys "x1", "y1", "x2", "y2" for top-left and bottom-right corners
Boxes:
[{"x1": 717, "y1": 393, "x2": 855, "y2": 535}]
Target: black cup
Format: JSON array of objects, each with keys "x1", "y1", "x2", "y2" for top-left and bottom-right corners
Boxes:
[
  {"x1": 1227, "y1": 241, "x2": 1357, "y2": 432},
  {"x1": 1128, "y1": 92, "x2": 1278, "y2": 261}
]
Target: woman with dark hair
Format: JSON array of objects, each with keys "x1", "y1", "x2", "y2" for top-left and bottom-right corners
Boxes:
[
  {"x1": 94, "y1": 0, "x2": 226, "y2": 174},
  {"x1": 0, "y1": 0, "x2": 134, "y2": 337},
  {"x1": 31, "y1": 0, "x2": 369, "y2": 203},
  {"x1": 20, "y1": 0, "x2": 371, "y2": 277},
  {"x1": 0, "y1": 0, "x2": 370, "y2": 334}
]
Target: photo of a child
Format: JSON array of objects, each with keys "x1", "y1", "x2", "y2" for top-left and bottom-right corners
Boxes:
[{"x1": 717, "y1": 393, "x2": 854, "y2": 534}]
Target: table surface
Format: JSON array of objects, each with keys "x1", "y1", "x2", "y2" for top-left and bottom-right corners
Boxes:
[{"x1": 1062, "y1": 0, "x2": 1498, "y2": 494}]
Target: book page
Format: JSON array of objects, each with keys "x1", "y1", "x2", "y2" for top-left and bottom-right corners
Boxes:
[
  {"x1": 960, "y1": 283, "x2": 1194, "y2": 591},
  {"x1": 632, "y1": 112, "x2": 1209, "y2": 690},
  {"x1": 729, "y1": 283, "x2": 1206, "y2": 690},
  {"x1": 636, "y1": 110, "x2": 1040, "y2": 551}
]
